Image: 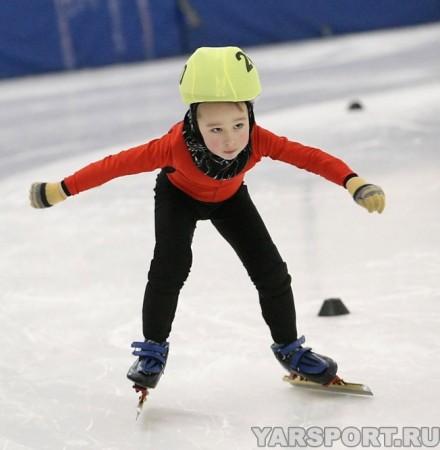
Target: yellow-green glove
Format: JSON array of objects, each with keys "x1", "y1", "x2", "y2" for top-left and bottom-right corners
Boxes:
[
  {"x1": 346, "y1": 176, "x2": 385, "y2": 214},
  {"x1": 29, "y1": 181, "x2": 69, "y2": 208}
]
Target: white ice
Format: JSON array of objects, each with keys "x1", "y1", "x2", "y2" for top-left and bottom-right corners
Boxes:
[{"x1": 1, "y1": 23, "x2": 440, "y2": 449}]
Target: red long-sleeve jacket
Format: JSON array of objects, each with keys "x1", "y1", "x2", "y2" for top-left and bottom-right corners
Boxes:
[{"x1": 63, "y1": 121, "x2": 354, "y2": 203}]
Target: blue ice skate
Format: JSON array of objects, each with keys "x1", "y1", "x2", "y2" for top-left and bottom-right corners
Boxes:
[
  {"x1": 127, "y1": 340, "x2": 169, "y2": 389},
  {"x1": 271, "y1": 336, "x2": 337, "y2": 385}
]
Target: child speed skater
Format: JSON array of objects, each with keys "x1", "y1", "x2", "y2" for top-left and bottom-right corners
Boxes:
[{"x1": 30, "y1": 46, "x2": 385, "y2": 392}]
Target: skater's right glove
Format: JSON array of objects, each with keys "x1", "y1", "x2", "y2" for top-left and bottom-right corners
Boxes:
[{"x1": 29, "y1": 181, "x2": 70, "y2": 209}]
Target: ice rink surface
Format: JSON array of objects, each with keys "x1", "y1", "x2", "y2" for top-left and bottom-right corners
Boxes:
[{"x1": 1, "y1": 23, "x2": 439, "y2": 449}]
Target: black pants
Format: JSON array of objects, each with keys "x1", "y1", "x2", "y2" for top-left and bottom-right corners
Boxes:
[{"x1": 142, "y1": 171, "x2": 298, "y2": 344}]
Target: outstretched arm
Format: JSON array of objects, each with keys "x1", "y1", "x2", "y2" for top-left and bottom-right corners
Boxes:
[
  {"x1": 29, "y1": 125, "x2": 177, "y2": 209},
  {"x1": 253, "y1": 125, "x2": 386, "y2": 214}
]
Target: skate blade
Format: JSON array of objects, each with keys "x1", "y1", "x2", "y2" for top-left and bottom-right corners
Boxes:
[
  {"x1": 283, "y1": 374, "x2": 373, "y2": 396},
  {"x1": 133, "y1": 384, "x2": 149, "y2": 419}
]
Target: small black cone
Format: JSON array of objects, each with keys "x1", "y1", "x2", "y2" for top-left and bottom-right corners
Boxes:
[
  {"x1": 318, "y1": 298, "x2": 350, "y2": 316},
  {"x1": 348, "y1": 100, "x2": 363, "y2": 111}
]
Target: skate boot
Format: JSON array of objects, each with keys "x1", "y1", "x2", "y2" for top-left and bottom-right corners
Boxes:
[
  {"x1": 127, "y1": 340, "x2": 169, "y2": 389},
  {"x1": 271, "y1": 335, "x2": 337, "y2": 385}
]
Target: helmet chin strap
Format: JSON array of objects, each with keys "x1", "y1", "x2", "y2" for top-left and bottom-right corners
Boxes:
[
  {"x1": 188, "y1": 103, "x2": 202, "y2": 141},
  {"x1": 245, "y1": 101, "x2": 256, "y2": 134}
]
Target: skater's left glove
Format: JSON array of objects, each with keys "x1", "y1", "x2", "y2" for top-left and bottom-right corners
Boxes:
[
  {"x1": 346, "y1": 176, "x2": 385, "y2": 214},
  {"x1": 29, "y1": 181, "x2": 70, "y2": 209}
]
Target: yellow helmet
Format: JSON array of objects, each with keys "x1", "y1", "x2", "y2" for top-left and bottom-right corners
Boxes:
[{"x1": 179, "y1": 46, "x2": 262, "y2": 104}]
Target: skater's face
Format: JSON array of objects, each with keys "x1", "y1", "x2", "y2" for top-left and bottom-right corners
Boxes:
[{"x1": 197, "y1": 102, "x2": 250, "y2": 160}]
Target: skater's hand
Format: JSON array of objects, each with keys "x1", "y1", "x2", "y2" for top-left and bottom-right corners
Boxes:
[
  {"x1": 346, "y1": 176, "x2": 385, "y2": 213},
  {"x1": 29, "y1": 182, "x2": 69, "y2": 209}
]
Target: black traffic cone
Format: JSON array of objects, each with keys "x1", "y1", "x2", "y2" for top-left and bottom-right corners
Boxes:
[{"x1": 318, "y1": 298, "x2": 350, "y2": 316}]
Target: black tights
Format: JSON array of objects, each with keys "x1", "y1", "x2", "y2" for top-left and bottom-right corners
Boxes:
[{"x1": 142, "y1": 171, "x2": 297, "y2": 344}]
